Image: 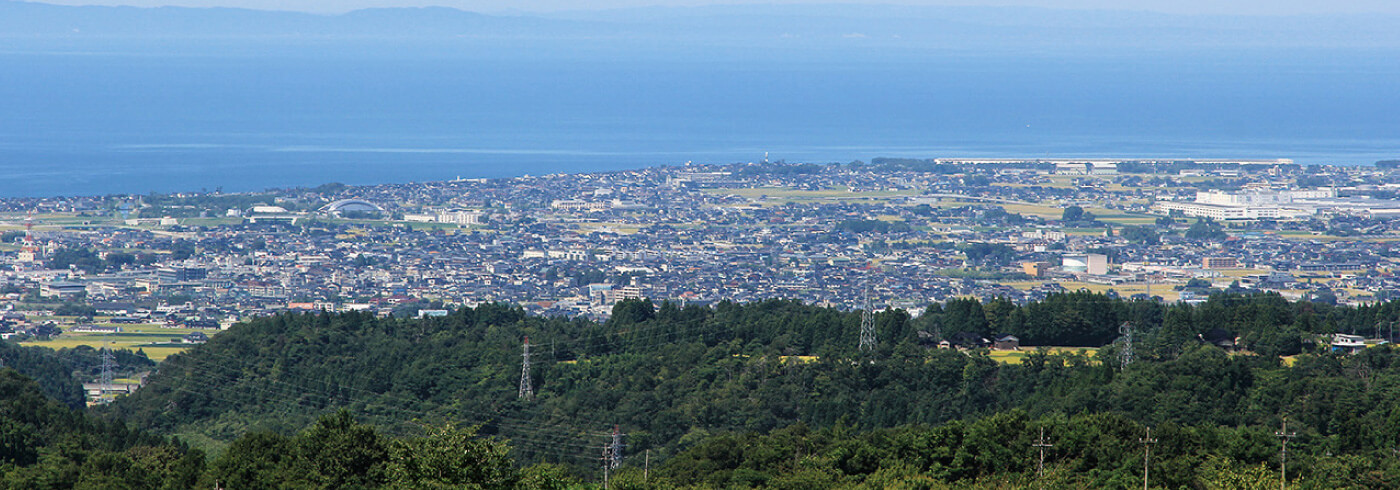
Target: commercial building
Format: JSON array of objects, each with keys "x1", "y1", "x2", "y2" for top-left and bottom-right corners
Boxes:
[
  {"x1": 1202, "y1": 257, "x2": 1238, "y2": 269},
  {"x1": 1062, "y1": 254, "x2": 1108, "y2": 275},
  {"x1": 41, "y1": 281, "x2": 86, "y2": 298},
  {"x1": 1022, "y1": 261, "x2": 1053, "y2": 277},
  {"x1": 158, "y1": 266, "x2": 207, "y2": 283},
  {"x1": 1153, "y1": 187, "x2": 1400, "y2": 221}
]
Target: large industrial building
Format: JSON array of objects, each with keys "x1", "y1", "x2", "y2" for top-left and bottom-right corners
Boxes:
[
  {"x1": 1062, "y1": 253, "x2": 1109, "y2": 275},
  {"x1": 1153, "y1": 188, "x2": 1400, "y2": 220}
]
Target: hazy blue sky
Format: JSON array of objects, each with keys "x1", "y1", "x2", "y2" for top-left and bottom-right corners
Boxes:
[{"x1": 23, "y1": 0, "x2": 1400, "y2": 15}]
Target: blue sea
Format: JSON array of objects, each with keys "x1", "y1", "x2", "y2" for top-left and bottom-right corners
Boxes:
[{"x1": 3, "y1": 43, "x2": 1399, "y2": 197}]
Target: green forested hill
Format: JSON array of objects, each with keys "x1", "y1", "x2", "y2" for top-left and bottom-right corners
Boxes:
[
  {"x1": 0, "y1": 367, "x2": 574, "y2": 489},
  {"x1": 0, "y1": 342, "x2": 88, "y2": 409},
  {"x1": 0, "y1": 369, "x2": 205, "y2": 488},
  {"x1": 653, "y1": 410, "x2": 1400, "y2": 488},
  {"x1": 0, "y1": 341, "x2": 158, "y2": 410},
  {"x1": 94, "y1": 293, "x2": 1400, "y2": 487}
]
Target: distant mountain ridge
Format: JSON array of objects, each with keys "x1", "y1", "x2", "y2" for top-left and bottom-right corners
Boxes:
[
  {"x1": 0, "y1": 1, "x2": 587, "y2": 40},
  {"x1": 3, "y1": 0, "x2": 1399, "y2": 49}
]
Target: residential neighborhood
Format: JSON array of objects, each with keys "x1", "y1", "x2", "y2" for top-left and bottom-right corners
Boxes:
[{"x1": 5, "y1": 158, "x2": 1400, "y2": 344}]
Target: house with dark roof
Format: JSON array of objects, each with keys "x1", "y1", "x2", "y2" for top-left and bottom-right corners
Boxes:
[{"x1": 994, "y1": 334, "x2": 1021, "y2": 351}]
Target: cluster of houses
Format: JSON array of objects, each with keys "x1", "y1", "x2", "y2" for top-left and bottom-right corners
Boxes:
[{"x1": 5, "y1": 160, "x2": 1400, "y2": 337}]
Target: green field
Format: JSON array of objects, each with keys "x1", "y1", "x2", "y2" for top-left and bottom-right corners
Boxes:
[
  {"x1": 1000, "y1": 280, "x2": 1182, "y2": 302},
  {"x1": 18, "y1": 323, "x2": 213, "y2": 361},
  {"x1": 993, "y1": 203, "x2": 1064, "y2": 218},
  {"x1": 988, "y1": 347, "x2": 1099, "y2": 365}
]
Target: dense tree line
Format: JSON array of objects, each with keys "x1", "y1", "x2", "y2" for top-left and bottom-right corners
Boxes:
[
  {"x1": 0, "y1": 341, "x2": 157, "y2": 410},
  {"x1": 0, "y1": 341, "x2": 87, "y2": 409},
  {"x1": 0, "y1": 369, "x2": 575, "y2": 489},
  {"x1": 82, "y1": 294, "x2": 1400, "y2": 486},
  {"x1": 0, "y1": 369, "x2": 202, "y2": 489},
  {"x1": 203, "y1": 410, "x2": 576, "y2": 489},
  {"x1": 1119, "y1": 224, "x2": 1160, "y2": 245},
  {"x1": 1186, "y1": 217, "x2": 1229, "y2": 241},
  {"x1": 957, "y1": 243, "x2": 1017, "y2": 267},
  {"x1": 651, "y1": 409, "x2": 1400, "y2": 488},
  {"x1": 917, "y1": 290, "x2": 1385, "y2": 355},
  {"x1": 4, "y1": 293, "x2": 1400, "y2": 486}
]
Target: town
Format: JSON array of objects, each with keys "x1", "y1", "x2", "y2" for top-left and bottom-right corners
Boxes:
[{"x1": 5, "y1": 157, "x2": 1400, "y2": 358}]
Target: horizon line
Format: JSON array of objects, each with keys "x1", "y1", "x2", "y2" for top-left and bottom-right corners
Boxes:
[{"x1": 12, "y1": 1, "x2": 1400, "y2": 18}]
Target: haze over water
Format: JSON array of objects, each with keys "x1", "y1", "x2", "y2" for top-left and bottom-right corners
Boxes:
[{"x1": 2, "y1": 6, "x2": 1398, "y2": 197}]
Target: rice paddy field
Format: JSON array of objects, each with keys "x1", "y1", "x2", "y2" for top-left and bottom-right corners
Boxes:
[
  {"x1": 999, "y1": 280, "x2": 1184, "y2": 302},
  {"x1": 18, "y1": 321, "x2": 213, "y2": 361},
  {"x1": 987, "y1": 347, "x2": 1099, "y2": 365}
]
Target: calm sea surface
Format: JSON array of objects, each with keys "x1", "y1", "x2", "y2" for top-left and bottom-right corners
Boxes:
[{"x1": 2, "y1": 45, "x2": 1398, "y2": 197}]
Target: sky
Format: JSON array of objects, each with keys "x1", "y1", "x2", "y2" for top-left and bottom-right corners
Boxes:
[{"x1": 19, "y1": 0, "x2": 1400, "y2": 15}]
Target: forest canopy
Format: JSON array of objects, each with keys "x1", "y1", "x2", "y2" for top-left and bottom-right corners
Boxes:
[{"x1": 7, "y1": 292, "x2": 1400, "y2": 487}]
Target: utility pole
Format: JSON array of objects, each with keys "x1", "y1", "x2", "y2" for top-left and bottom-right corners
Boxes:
[
  {"x1": 1276, "y1": 418, "x2": 1296, "y2": 490},
  {"x1": 1031, "y1": 427, "x2": 1053, "y2": 479},
  {"x1": 644, "y1": 449, "x2": 650, "y2": 483},
  {"x1": 518, "y1": 337, "x2": 534, "y2": 400},
  {"x1": 859, "y1": 283, "x2": 876, "y2": 352},
  {"x1": 1140, "y1": 427, "x2": 1157, "y2": 490},
  {"x1": 599, "y1": 442, "x2": 611, "y2": 490},
  {"x1": 610, "y1": 425, "x2": 626, "y2": 470}
]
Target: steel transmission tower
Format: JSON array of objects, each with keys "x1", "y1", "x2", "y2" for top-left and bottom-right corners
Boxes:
[
  {"x1": 609, "y1": 425, "x2": 625, "y2": 469},
  {"x1": 518, "y1": 337, "x2": 534, "y2": 400},
  {"x1": 100, "y1": 344, "x2": 118, "y2": 396},
  {"x1": 599, "y1": 425, "x2": 626, "y2": 489},
  {"x1": 1119, "y1": 322, "x2": 1135, "y2": 368},
  {"x1": 859, "y1": 285, "x2": 876, "y2": 352}
]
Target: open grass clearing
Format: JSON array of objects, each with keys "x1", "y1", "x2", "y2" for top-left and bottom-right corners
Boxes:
[
  {"x1": 988, "y1": 347, "x2": 1099, "y2": 365},
  {"x1": 998, "y1": 280, "x2": 1182, "y2": 302},
  {"x1": 994, "y1": 203, "x2": 1063, "y2": 219}
]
